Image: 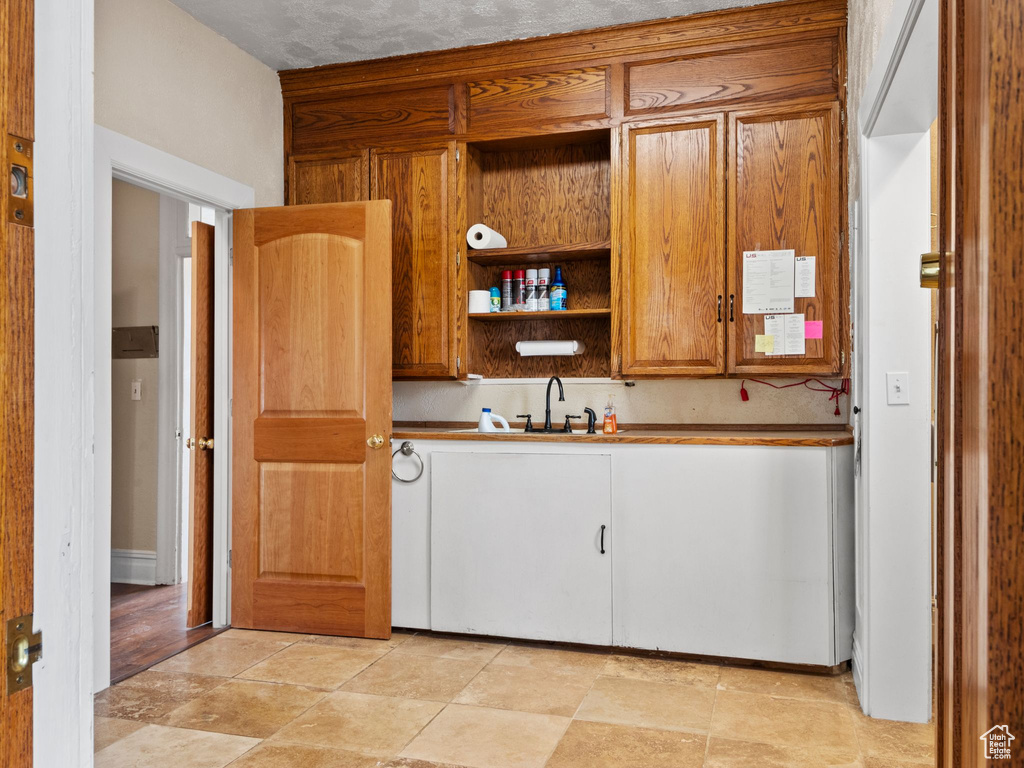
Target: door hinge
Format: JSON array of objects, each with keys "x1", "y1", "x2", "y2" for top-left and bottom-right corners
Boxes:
[
  {"x1": 455, "y1": 148, "x2": 460, "y2": 162},
  {"x1": 841, "y1": 349, "x2": 846, "y2": 366},
  {"x1": 228, "y1": 550, "x2": 232, "y2": 568},
  {"x1": 456, "y1": 248, "x2": 460, "y2": 267},
  {"x1": 456, "y1": 356, "x2": 461, "y2": 372},
  {"x1": 6, "y1": 615, "x2": 42, "y2": 695}
]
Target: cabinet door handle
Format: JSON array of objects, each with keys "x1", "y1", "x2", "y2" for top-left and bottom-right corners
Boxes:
[
  {"x1": 729, "y1": 294, "x2": 735, "y2": 322},
  {"x1": 717, "y1": 295, "x2": 722, "y2": 323},
  {"x1": 599, "y1": 524, "x2": 606, "y2": 554}
]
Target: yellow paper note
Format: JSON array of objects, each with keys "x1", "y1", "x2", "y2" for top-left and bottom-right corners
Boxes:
[{"x1": 755, "y1": 334, "x2": 775, "y2": 353}]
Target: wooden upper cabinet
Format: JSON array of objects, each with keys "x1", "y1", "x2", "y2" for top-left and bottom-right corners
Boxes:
[
  {"x1": 372, "y1": 143, "x2": 456, "y2": 379},
  {"x1": 288, "y1": 151, "x2": 369, "y2": 205},
  {"x1": 620, "y1": 117, "x2": 726, "y2": 376},
  {"x1": 727, "y1": 103, "x2": 843, "y2": 375},
  {"x1": 291, "y1": 86, "x2": 455, "y2": 152},
  {"x1": 467, "y1": 67, "x2": 609, "y2": 132}
]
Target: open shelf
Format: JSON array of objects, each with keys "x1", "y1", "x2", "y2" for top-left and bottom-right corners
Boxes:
[
  {"x1": 466, "y1": 241, "x2": 611, "y2": 266},
  {"x1": 469, "y1": 308, "x2": 611, "y2": 322}
]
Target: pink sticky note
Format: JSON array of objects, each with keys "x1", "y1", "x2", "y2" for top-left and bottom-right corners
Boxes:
[{"x1": 805, "y1": 320, "x2": 824, "y2": 339}]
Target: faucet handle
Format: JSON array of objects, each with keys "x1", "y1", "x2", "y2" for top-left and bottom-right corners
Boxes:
[
  {"x1": 563, "y1": 414, "x2": 581, "y2": 433},
  {"x1": 517, "y1": 414, "x2": 534, "y2": 432}
]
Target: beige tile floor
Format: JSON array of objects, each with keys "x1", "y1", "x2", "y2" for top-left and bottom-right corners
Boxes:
[{"x1": 94, "y1": 629, "x2": 935, "y2": 768}]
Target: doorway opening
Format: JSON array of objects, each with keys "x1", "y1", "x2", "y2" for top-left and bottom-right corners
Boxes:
[{"x1": 109, "y1": 180, "x2": 220, "y2": 682}]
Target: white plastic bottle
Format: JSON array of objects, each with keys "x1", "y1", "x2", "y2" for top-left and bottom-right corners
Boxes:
[{"x1": 478, "y1": 408, "x2": 510, "y2": 433}]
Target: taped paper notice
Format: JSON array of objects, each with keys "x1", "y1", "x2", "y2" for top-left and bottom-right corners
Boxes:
[
  {"x1": 805, "y1": 320, "x2": 824, "y2": 339},
  {"x1": 742, "y1": 249, "x2": 795, "y2": 314},
  {"x1": 795, "y1": 256, "x2": 816, "y2": 298},
  {"x1": 764, "y1": 314, "x2": 806, "y2": 355},
  {"x1": 755, "y1": 335, "x2": 775, "y2": 353}
]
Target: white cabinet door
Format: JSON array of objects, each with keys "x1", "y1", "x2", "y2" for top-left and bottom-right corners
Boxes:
[
  {"x1": 391, "y1": 441, "x2": 435, "y2": 630},
  {"x1": 612, "y1": 445, "x2": 835, "y2": 665},
  {"x1": 431, "y1": 451, "x2": 612, "y2": 645}
]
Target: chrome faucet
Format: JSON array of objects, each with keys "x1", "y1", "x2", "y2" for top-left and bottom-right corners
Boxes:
[{"x1": 543, "y1": 376, "x2": 564, "y2": 431}]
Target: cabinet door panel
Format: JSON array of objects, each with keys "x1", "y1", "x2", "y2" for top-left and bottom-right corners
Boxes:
[
  {"x1": 612, "y1": 445, "x2": 835, "y2": 665},
  {"x1": 289, "y1": 151, "x2": 369, "y2": 205},
  {"x1": 372, "y1": 143, "x2": 456, "y2": 378},
  {"x1": 431, "y1": 452, "x2": 612, "y2": 645},
  {"x1": 728, "y1": 103, "x2": 842, "y2": 374},
  {"x1": 621, "y1": 117, "x2": 726, "y2": 375}
]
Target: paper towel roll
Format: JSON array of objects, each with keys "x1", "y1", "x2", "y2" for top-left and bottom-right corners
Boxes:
[
  {"x1": 466, "y1": 224, "x2": 507, "y2": 249},
  {"x1": 515, "y1": 340, "x2": 586, "y2": 357}
]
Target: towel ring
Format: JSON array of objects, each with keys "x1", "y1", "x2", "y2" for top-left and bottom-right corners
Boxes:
[{"x1": 391, "y1": 441, "x2": 424, "y2": 483}]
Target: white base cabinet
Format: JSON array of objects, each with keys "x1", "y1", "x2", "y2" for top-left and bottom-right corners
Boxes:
[
  {"x1": 391, "y1": 438, "x2": 853, "y2": 666},
  {"x1": 430, "y1": 451, "x2": 612, "y2": 645}
]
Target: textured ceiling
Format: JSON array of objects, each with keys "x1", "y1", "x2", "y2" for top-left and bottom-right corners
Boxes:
[{"x1": 169, "y1": 0, "x2": 775, "y2": 71}]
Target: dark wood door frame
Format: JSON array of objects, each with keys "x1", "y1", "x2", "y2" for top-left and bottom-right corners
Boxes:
[
  {"x1": 0, "y1": 0, "x2": 35, "y2": 763},
  {"x1": 937, "y1": 0, "x2": 1024, "y2": 765}
]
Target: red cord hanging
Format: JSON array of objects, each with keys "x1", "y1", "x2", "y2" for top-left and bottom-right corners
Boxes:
[{"x1": 739, "y1": 378, "x2": 850, "y2": 416}]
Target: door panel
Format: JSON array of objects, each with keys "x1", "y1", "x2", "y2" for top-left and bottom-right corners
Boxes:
[
  {"x1": 727, "y1": 103, "x2": 842, "y2": 375},
  {"x1": 232, "y1": 202, "x2": 392, "y2": 638},
  {"x1": 621, "y1": 117, "x2": 726, "y2": 375},
  {"x1": 288, "y1": 151, "x2": 369, "y2": 205},
  {"x1": 431, "y1": 452, "x2": 613, "y2": 645},
  {"x1": 372, "y1": 143, "x2": 455, "y2": 379},
  {"x1": 0, "y1": 0, "x2": 34, "y2": 758},
  {"x1": 186, "y1": 221, "x2": 215, "y2": 628}
]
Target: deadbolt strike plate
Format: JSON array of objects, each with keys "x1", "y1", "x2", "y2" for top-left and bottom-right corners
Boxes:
[
  {"x1": 6, "y1": 614, "x2": 42, "y2": 695},
  {"x1": 7, "y1": 134, "x2": 34, "y2": 227}
]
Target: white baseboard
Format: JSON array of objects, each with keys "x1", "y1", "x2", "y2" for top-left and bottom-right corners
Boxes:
[{"x1": 111, "y1": 548, "x2": 157, "y2": 585}]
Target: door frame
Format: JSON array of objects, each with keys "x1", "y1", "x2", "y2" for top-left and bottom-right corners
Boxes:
[
  {"x1": 92, "y1": 126, "x2": 252, "y2": 691},
  {"x1": 851, "y1": 0, "x2": 937, "y2": 722}
]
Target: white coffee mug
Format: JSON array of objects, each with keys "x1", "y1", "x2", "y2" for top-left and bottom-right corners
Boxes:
[{"x1": 468, "y1": 290, "x2": 492, "y2": 314}]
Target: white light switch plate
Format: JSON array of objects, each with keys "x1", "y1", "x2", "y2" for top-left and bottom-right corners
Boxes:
[
  {"x1": 886, "y1": 372, "x2": 910, "y2": 405},
  {"x1": 131, "y1": 379, "x2": 142, "y2": 401}
]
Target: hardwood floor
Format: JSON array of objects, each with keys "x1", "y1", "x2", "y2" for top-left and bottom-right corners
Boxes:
[{"x1": 110, "y1": 582, "x2": 222, "y2": 684}]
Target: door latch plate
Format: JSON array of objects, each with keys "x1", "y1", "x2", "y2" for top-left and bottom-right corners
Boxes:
[
  {"x1": 6, "y1": 614, "x2": 42, "y2": 695},
  {"x1": 7, "y1": 135, "x2": 33, "y2": 227}
]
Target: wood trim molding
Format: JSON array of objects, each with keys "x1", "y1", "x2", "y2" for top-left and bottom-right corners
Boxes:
[{"x1": 279, "y1": 0, "x2": 846, "y2": 96}]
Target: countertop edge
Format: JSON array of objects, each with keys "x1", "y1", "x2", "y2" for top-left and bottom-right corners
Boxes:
[{"x1": 391, "y1": 428, "x2": 854, "y2": 447}]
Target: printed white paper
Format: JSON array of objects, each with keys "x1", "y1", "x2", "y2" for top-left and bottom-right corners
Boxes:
[
  {"x1": 795, "y1": 256, "x2": 816, "y2": 298},
  {"x1": 743, "y1": 249, "x2": 795, "y2": 313},
  {"x1": 763, "y1": 313, "x2": 806, "y2": 355}
]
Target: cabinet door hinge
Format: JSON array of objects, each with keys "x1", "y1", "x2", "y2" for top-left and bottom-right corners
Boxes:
[
  {"x1": 455, "y1": 148, "x2": 460, "y2": 162},
  {"x1": 6, "y1": 615, "x2": 42, "y2": 695},
  {"x1": 841, "y1": 349, "x2": 846, "y2": 366},
  {"x1": 456, "y1": 356, "x2": 461, "y2": 372},
  {"x1": 456, "y1": 248, "x2": 460, "y2": 266}
]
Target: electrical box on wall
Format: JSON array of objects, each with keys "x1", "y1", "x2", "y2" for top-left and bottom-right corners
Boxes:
[{"x1": 112, "y1": 326, "x2": 159, "y2": 359}]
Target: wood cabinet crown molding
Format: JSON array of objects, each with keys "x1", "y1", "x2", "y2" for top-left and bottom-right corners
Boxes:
[{"x1": 279, "y1": 0, "x2": 845, "y2": 97}]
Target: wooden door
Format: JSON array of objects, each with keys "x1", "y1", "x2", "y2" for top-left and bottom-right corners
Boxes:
[
  {"x1": 1, "y1": 0, "x2": 35, "y2": 763},
  {"x1": 186, "y1": 222, "x2": 215, "y2": 628},
  {"x1": 938, "y1": 0, "x2": 1024, "y2": 763},
  {"x1": 232, "y1": 201, "x2": 393, "y2": 637},
  {"x1": 620, "y1": 117, "x2": 726, "y2": 376},
  {"x1": 288, "y1": 150, "x2": 369, "y2": 205},
  {"x1": 371, "y1": 143, "x2": 456, "y2": 379},
  {"x1": 727, "y1": 103, "x2": 843, "y2": 375}
]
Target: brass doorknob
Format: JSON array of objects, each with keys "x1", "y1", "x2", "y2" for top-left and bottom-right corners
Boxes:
[
  {"x1": 367, "y1": 434, "x2": 385, "y2": 449},
  {"x1": 197, "y1": 436, "x2": 214, "y2": 451}
]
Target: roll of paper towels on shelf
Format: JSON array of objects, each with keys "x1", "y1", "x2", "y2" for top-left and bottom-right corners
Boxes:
[
  {"x1": 466, "y1": 224, "x2": 507, "y2": 249},
  {"x1": 515, "y1": 340, "x2": 586, "y2": 357},
  {"x1": 468, "y1": 290, "x2": 492, "y2": 314}
]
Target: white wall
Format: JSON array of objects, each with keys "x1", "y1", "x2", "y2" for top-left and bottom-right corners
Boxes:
[
  {"x1": 860, "y1": 130, "x2": 933, "y2": 722},
  {"x1": 95, "y1": 0, "x2": 283, "y2": 206},
  {"x1": 35, "y1": 0, "x2": 95, "y2": 763},
  {"x1": 111, "y1": 180, "x2": 160, "y2": 555}
]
